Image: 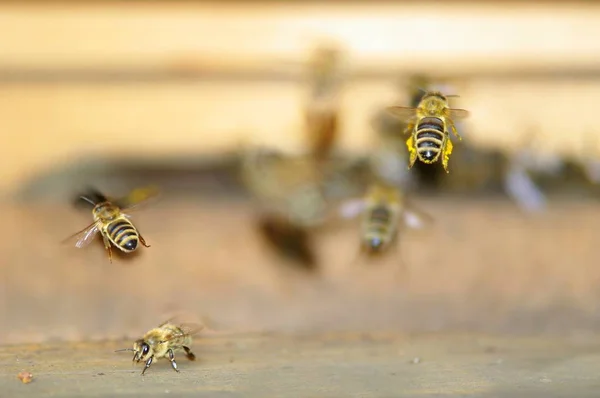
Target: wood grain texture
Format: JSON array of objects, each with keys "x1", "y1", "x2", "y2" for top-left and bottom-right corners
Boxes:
[{"x1": 2, "y1": 333, "x2": 600, "y2": 397}]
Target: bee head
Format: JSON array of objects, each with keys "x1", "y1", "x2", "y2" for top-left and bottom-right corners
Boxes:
[
  {"x1": 132, "y1": 339, "x2": 152, "y2": 362},
  {"x1": 92, "y1": 202, "x2": 119, "y2": 222},
  {"x1": 419, "y1": 91, "x2": 449, "y2": 115}
]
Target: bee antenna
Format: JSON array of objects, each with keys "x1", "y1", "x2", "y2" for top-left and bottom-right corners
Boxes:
[
  {"x1": 416, "y1": 86, "x2": 429, "y2": 94},
  {"x1": 79, "y1": 196, "x2": 97, "y2": 206},
  {"x1": 114, "y1": 348, "x2": 135, "y2": 353},
  {"x1": 445, "y1": 94, "x2": 460, "y2": 98}
]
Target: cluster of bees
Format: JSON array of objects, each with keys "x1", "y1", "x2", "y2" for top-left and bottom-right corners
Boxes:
[
  {"x1": 240, "y1": 48, "x2": 472, "y2": 272},
  {"x1": 60, "y1": 52, "x2": 470, "y2": 374},
  {"x1": 63, "y1": 44, "x2": 599, "y2": 375}
]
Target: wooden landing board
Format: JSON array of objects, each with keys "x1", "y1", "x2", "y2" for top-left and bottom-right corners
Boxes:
[{"x1": 2, "y1": 333, "x2": 600, "y2": 397}]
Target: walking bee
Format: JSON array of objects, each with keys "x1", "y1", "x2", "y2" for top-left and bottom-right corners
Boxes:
[
  {"x1": 116, "y1": 318, "x2": 203, "y2": 375},
  {"x1": 63, "y1": 186, "x2": 158, "y2": 262},
  {"x1": 387, "y1": 91, "x2": 469, "y2": 173}
]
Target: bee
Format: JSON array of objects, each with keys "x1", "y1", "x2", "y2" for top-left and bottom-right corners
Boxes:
[
  {"x1": 304, "y1": 45, "x2": 344, "y2": 163},
  {"x1": 256, "y1": 215, "x2": 318, "y2": 272},
  {"x1": 115, "y1": 318, "x2": 203, "y2": 375},
  {"x1": 339, "y1": 181, "x2": 432, "y2": 261},
  {"x1": 387, "y1": 91, "x2": 469, "y2": 173},
  {"x1": 63, "y1": 186, "x2": 158, "y2": 262}
]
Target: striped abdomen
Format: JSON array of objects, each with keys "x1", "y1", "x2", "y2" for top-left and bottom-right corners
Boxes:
[
  {"x1": 363, "y1": 205, "x2": 394, "y2": 252},
  {"x1": 105, "y1": 218, "x2": 139, "y2": 252},
  {"x1": 415, "y1": 117, "x2": 446, "y2": 163}
]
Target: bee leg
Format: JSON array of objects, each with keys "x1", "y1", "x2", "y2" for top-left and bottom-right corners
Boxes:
[
  {"x1": 406, "y1": 135, "x2": 418, "y2": 169},
  {"x1": 102, "y1": 237, "x2": 113, "y2": 263},
  {"x1": 403, "y1": 120, "x2": 415, "y2": 135},
  {"x1": 183, "y1": 346, "x2": 196, "y2": 361},
  {"x1": 141, "y1": 355, "x2": 153, "y2": 376},
  {"x1": 168, "y1": 349, "x2": 180, "y2": 373},
  {"x1": 448, "y1": 120, "x2": 462, "y2": 141},
  {"x1": 442, "y1": 139, "x2": 454, "y2": 173},
  {"x1": 139, "y1": 234, "x2": 151, "y2": 248}
]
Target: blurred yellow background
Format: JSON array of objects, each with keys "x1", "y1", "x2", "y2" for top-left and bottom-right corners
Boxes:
[{"x1": 3, "y1": 1, "x2": 600, "y2": 192}]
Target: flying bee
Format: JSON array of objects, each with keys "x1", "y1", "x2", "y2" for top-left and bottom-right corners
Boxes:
[
  {"x1": 115, "y1": 318, "x2": 203, "y2": 376},
  {"x1": 387, "y1": 91, "x2": 469, "y2": 173},
  {"x1": 339, "y1": 182, "x2": 432, "y2": 266},
  {"x1": 63, "y1": 186, "x2": 159, "y2": 262}
]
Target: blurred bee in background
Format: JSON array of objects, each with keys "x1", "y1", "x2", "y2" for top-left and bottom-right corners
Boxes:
[
  {"x1": 387, "y1": 90, "x2": 469, "y2": 173},
  {"x1": 239, "y1": 144, "x2": 328, "y2": 270},
  {"x1": 240, "y1": 144, "x2": 330, "y2": 228},
  {"x1": 256, "y1": 215, "x2": 317, "y2": 271},
  {"x1": 304, "y1": 44, "x2": 345, "y2": 163},
  {"x1": 339, "y1": 181, "x2": 432, "y2": 269},
  {"x1": 239, "y1": 140, "x2": 368, "y2": 271},
  {"x1": 116, "y1": 317, "x2": 203, "y2": 375},
  {"x1": 63, "y1": 186, "x2": 159, "y2": 262}
]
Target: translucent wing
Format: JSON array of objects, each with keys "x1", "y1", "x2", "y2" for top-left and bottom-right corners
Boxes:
[
  {"x1": 403, "y1": 211, "x2": 429, "y2": 230},
  {"x1": 61, "y1": 221, "x2": 100, "y2": 248},
  {"x1": 160, "y1": 323, "x2": 205, "y2": 343},
  {"x1": 504, "y1": 165, "x2": 546, "y2": 213},
  {"x1": 385, "y1": 106, "x2": 418, "y2": 121},
  {"x1": 114, "y1": 185, "x2": 160, "y2": 212},
  {"x1": 338, "y1": 198, "x2": 367, "y2": 220},
  {"x1": 402, "y1": 204, "x2": 435, "y2": 231},
  {"x1": 449, "y1": 108, "x2": 470, "y2": 120}
]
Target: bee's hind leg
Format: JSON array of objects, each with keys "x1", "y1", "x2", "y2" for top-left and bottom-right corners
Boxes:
[
  {"x1": 139, "y1": 234, "x2": 151, "y2": 248},
  {"x1": 442, "y1": 139, "x2": 454, "y2": 173},
  {"x1": 102, "y1": 237, "x2": 113, "y2": 263},
  {"x1": 406, "y1": 135, "x2": 418, "y2": 169},
  {"x1": 168, "y1": 349, "x2": 180, "y2": 372},
  {"x1": 183, "y1": 346, "x2": 196, "y2": 361}
]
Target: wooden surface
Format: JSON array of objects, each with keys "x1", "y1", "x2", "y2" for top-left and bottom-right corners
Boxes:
[
  {"x1": 3, "y1": 332, "x2": 600, "y2": 397},
  {"x1": 3, "y1": 2, "x2": 600, "y2": 192}
]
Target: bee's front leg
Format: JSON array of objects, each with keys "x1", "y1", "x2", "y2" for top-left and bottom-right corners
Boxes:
[
  {"x1": 168, "y1": 349, "x2": 180, "y2": 373},
  {"x1": 141, "y1": 355, "x2": 153, "y2": 376}
]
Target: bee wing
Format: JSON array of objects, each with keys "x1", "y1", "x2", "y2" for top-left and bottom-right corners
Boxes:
[
  {"x1": 160, "y1": 323, "x2": 205, "y2": 343},
  {"x1": 158, "y1": 313, "x2": 208, "y2": 331},
  {"x1": 61, "y1": 221, "x2": 100, "y2": 248},
  {"x1": 448, "y1": 108, "x2": 470, "y2": 120},
  {"x1": 385, "y1": 106, "x2": 417, "y2": 121},
  {"x1": 114, "y1": 185, "x2": 160, "y2": 212},
  {"x1": 338, "y1": 198, "x2": 367, "y2": 220},
  {"x1": 402, "y1": 206, "x2": 434, "y2": 231}
]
